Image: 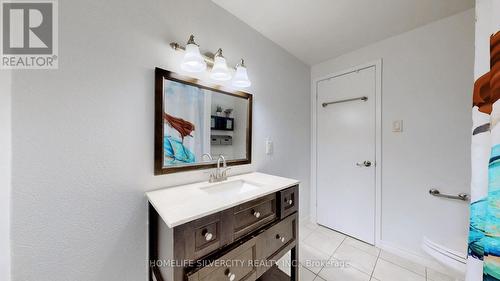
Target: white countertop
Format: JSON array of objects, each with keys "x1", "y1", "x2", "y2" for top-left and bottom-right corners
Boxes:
[{"x1": 146, "y1": 172, "x2": 299, "y2": 228}]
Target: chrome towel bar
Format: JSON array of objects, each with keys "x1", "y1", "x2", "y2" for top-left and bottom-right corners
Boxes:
[
  {"x1": 429, "y1": 188, "x2": 469, "y2": 201},
  {"x1": 322, "y1": 96, "x2": 368, "y2": 107}
]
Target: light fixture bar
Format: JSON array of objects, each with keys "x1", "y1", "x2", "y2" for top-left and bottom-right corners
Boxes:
[
  {"x1": 171, "y1": 36, "x2": 252, "y2": 88},
  {"x1": 170, "y1": 42, "x2": 216, "y2": 65},
  {"x1": 171, "y1": 42, "x2": 243, "y2": 67}
]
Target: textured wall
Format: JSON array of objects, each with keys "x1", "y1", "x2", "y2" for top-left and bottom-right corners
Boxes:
[
  {"x1": 10, "y1": 0, "x2": 310, "y2": 280},
  {"x1": 0, "y1": 70, "x2": 12, "y2": 281}
]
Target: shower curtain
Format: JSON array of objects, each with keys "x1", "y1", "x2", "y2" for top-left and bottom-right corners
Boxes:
[
  {"x1": 467, "y1": 31, "x2": 500, "y2": 281},
  {"x1": 164, "y1": 80, "x2": 211, "y2": 164}
]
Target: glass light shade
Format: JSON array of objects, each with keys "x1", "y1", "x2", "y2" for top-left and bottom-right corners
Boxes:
[
  {"x1": 210, "y1": 56, "x2": 232, "y2": 81},
  {"x1": 232, "y1": 65, "x2": 251, "y2": 88},
  {"x1": 181, "y1": 44, "x2": 207, "y2": 73}
]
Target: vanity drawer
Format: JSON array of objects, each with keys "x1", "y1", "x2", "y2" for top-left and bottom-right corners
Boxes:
[
  {"x1": 175, "y1": 210, "x2": 234, "y2": 261},
  {"x1": 278, "y1": 186, "x2": 298, "y2": 219},
  {"x1": 187, "y1": 238, "x2": 258, "y2": 281},
  {"x1": 233, "y1": 194, "x2": 277, "y2": 239},
  {"x1": 261, "y1": 213, "x2": 297, "y2": 261},
  {"x1": 195, "y1": 220, "x2": 219, "y2": 251}
]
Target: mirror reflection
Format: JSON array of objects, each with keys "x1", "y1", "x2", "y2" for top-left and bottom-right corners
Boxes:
[{"x1": 162, "y1": 79, "x2": 250, "y2": 168}]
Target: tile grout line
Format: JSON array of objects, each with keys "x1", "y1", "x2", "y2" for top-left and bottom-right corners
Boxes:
[
  {"x1": 370, "y1": 255, "x2": 379, "y2": 280},
  {"x1": 329, "y1": 235, "x2": 378, "y2": 280},
  {"x1": 337, "y1": 233, "x2": 382, "y2": 257},
  {"x1": 302, "y1": 265, "x2": 319, "y2": 281},
  {"x1": 314, "y1": 228, "x2": 346, "y2": 280},
  {"x1": 329, "y1": 235, "x2": 347, "y2": 258},
  {"x1": 303, "y1": 224, "x2": 452, "y2": 281},
  {"x1": 369, "y1": 248, "x2": 382, "y2": 281},
  {"x1": 339, "y1": 236, "x2": 381, "y2": 279},
  {"x1": 377, "y1": 255, "x2": 426, "y2": 278},
  {"x1": 313, "y1": 227, "x2": 381, "y2": 280}
]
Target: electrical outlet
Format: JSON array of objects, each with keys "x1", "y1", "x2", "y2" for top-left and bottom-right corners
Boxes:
[{"x1": 392, "y1": 120, "x2": 403, "y2": 132}]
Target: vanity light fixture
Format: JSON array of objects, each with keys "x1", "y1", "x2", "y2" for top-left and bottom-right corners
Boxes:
[
  {"x1": 170, "y1": 35, "x2": 252, "y2": 88},
  {"x1": 232, "y1": 59, "x2": 251, "y2": 88},
  {"x1": 210, "y1": 49, "x2": 231, "y2": 81},
  {"x1": 180, "y1": 35, "x2": 207, "y2": 73}
]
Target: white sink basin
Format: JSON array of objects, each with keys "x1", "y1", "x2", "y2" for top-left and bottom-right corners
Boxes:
[
  {"x1": 146, "y1": 172, "x2": 299, "y2": 228},
  {"x1": 201, "y1": 179, "x2": 263, "y2": 195}
]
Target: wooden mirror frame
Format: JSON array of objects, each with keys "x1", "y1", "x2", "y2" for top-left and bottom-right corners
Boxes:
[{"x1": 154, "y1": 67, "x2": 252, "y2": 175}]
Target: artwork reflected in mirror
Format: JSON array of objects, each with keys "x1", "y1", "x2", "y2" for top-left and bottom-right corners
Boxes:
[{"x1": 155, "y1": 68, "x2": 252, "y2": 174}]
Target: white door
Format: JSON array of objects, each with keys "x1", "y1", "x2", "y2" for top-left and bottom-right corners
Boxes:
[{"x1": 316, "y1": 66, "x2": 377, "y2": 244}]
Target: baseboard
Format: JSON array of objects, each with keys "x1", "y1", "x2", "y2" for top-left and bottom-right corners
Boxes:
[
  {"x1": 302, "y1": 219, "x2": 460, "y2": 278},
  {"x1": 377, "y1": 240, "x2": 460, "y2": 277}
]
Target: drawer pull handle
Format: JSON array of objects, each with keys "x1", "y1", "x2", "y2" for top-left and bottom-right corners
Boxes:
[
  {"x1": 252, "y1": 210, "x2": 261, "y2": 218},
  {"x1": 275, "y1": 234, "x2": 286, "y2": 243},
  {"x1": 288, "y1": 199, "x2": 293, "y2": 205},
  {"x1": 205, "y1": 232, "x2": 213, "y2": 241},
  {"x1": 225, "y1": 269, "x2": 236, "y2": 281},
  {"x1": 201, "y1": 229, "x2": 213, "y2": 241}
]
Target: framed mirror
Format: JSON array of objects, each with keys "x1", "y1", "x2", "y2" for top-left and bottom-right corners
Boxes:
[{"x1": 154, "y1": 67, "x2": 252, "y2": 175}]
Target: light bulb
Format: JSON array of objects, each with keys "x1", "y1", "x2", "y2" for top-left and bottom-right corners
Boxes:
[
  {"x1": 180, "y1": 35, "x2": 206, "y2": 73},
  {"x1": 232, "y1": 59, "x2": 251, "y2": 88},
  {"x1": 210, "y1": 49, "x2": 231, "y2": 81}
]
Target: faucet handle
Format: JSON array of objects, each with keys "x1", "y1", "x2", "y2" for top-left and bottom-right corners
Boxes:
[
  {"x1": 209, "y1": 173, "x2": 216, "y2": 183},
  {"x1": 221, "y1": 167, "x2": 231, "y2": 177},
  {"x1": 203, "y1": 169, "x2": 215, "y2": 175},
  {"x1": 204, "y1": 169, "x2": 217, "y2": 182}
]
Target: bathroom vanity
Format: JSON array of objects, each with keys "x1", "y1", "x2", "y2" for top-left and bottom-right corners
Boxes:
[
  {"x1": 151, "y1": 69, "x2": 295, "y2": 281},
  {"x1": 147, "y1": 172, "x2": 299, "y2": 281}
]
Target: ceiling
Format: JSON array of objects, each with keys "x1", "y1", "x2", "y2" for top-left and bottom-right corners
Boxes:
[{"x1": 212, "y1": 0, "x2": 474, "y2": 65}]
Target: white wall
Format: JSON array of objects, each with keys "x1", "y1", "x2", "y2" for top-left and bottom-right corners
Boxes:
[
  {"x1": 0, "y1": 70, "x2": 12, "y2": 281},
  {"x1": 311, "y1": 10, "x2": 474, "y2": 258},
  {"x1": 10, "y1": 0, "x2": 310, "y2": 280}
]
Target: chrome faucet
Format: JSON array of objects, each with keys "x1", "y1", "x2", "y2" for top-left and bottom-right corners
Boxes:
[
  {"x1": 202, "y1": 153, "x2": 230, "y2": 182},
  {"x1": 207, "y1": 154, "x2": 230, "y2": 183},
  {"x1": 202, "y1": 153, "x2": 213, "y2": 162}
]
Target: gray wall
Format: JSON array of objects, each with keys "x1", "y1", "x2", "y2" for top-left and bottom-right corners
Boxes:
[
  {"x1": 311, "y1": 10, "x2": 474, "y2": 258},
  {"x1": 0, "y1": 70, "x2": 12, "y2": 281},
  {"x1": 10, "y1": 0, "x2": 310, "y2": 280}
]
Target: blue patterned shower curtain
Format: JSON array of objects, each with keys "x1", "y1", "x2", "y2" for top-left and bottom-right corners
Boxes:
[{"x1": 467, "y1": 31, "x2": 500, "y2": 281}]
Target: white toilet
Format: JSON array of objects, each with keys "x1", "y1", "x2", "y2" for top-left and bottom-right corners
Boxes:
[{"x1": 422, "y1": 237, "x2": 467, "y2": 280}]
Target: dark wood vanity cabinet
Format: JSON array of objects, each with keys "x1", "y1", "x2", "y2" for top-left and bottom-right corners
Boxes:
[
  {"x1": 149, "y1": 185, "x2": 299, "y2": 281},
  {"x1": 278, "y1": 188, "x2": 298, "y2": 219},
  {"x1": 187, "y1": 237, "x2": 259, "y2": 281},
  {"x1": 175, "y1": 210, "x2": 235, "y2": 261},
  {"x1": 233, "y1": 194, "x2": 277, "y2": 240}
]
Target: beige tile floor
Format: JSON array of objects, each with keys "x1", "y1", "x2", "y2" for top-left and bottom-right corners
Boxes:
[{"x1": 277, "y1": 221, "x2": 458, "y2": 281}]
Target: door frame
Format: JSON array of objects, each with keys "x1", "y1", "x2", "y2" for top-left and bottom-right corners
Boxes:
[{"x1": 311, "y1": 59, "x2": 383, "y2": 246}]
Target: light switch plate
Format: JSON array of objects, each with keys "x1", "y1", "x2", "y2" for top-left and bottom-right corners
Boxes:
[
  {"x1": 265, "y1": 138, "x2": 273, "y2": 155},
  {"x1": 392, "y1": 120, "x2": 403, "y2": 132}
]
